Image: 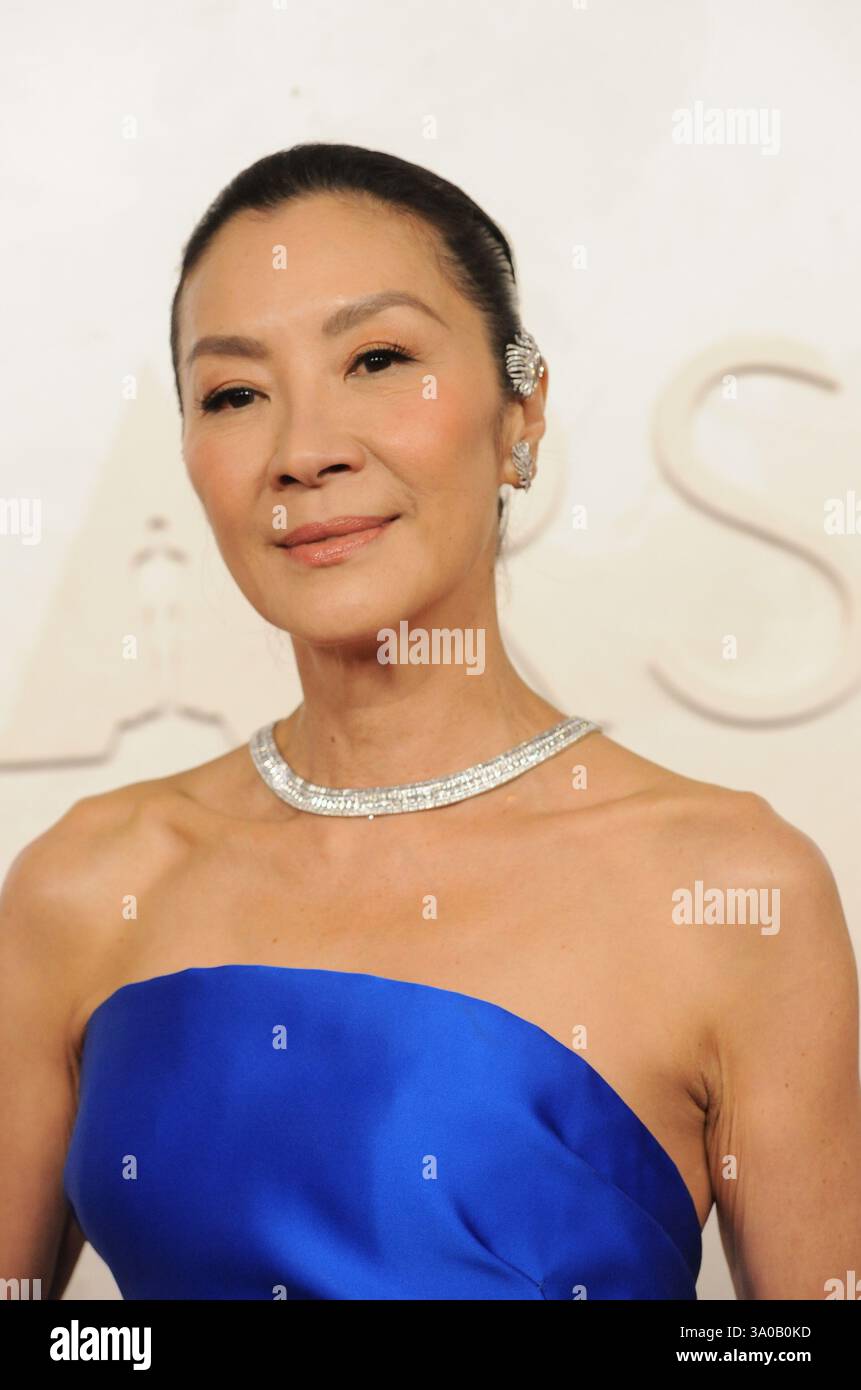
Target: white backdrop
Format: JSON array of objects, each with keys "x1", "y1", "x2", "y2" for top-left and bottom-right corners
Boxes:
[{"x1": 1, "y1": 0, "x2": 859, "y2": 1301}]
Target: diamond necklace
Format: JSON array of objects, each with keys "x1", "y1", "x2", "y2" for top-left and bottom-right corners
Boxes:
[{"x1": 248, "y1": 714, "x2": 601, "y2": 819}]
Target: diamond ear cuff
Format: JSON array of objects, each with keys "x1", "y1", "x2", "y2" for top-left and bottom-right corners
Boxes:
[
  {"x1": 504, "y1": 328, "x2": 544, "y2": 490},
  {"x1": 505, "y1": 329, "x2": 545, "y2": 398}
]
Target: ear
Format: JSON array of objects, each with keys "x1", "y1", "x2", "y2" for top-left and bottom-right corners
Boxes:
[{"x1": 499, "y1": 360, "x2": 549, "y2": 490}]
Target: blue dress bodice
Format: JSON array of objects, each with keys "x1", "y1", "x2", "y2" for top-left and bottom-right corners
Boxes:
[{"x1": 62, "y1": 964, "x2": 702, "y2": 1299}]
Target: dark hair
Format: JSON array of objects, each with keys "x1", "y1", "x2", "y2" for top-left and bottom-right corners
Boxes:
[{"x1": 170, "y1": 142, "x2": 529, "y2": 545}]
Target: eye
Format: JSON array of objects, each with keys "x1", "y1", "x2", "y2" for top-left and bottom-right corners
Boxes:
[
  {"x1": 197, "y1": 386, "x2": 263, "y2": 414},
  {"x1": 348, "y1": 342, "x2": 415, "y2": 376},
  {"x1": 195, "y1": 342, "x2": 416, "y2": 414}
]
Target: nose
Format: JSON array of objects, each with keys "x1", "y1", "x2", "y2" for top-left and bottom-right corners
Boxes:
[{"x1": 267, "y1": 398, "x2": 367, "y2": 491}]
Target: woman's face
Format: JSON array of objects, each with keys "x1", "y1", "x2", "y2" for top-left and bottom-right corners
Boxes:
[{"x1": 178, "y1": 193, "x2": 523, "y2": 646}]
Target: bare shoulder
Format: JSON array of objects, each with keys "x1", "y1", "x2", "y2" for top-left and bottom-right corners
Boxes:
[
  {"x1": 586, "y1": 729, "x2": 840, "y2": 886},
  {"x1": 645, "y1": 762, "x2": 851, "y2": 979},
  {"x1": 599, "y1": 746, "x2": 861, "y2": 1296},
  {"x1": 0, "y1": 777, "x2": 198, "y2": 1028},
  {"x1": 638, "y1": 755, "x2": 845, "y2": 931},
  {"x1": 4, "y1": 775, "x2": 192, "y2": 905},
  {"x1": 580, "y1": 730, "x2": 855, "y2": 1070},
  {"x1": 0, "y1": 730, "x2": 295, "y2": 1036}
]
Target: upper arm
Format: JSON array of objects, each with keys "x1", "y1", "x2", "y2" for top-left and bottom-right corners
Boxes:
[
  {"x1": 0, "y1": 802, "x2": 102, "y2": 1299},
  {"x1": 702, "y1": 798, "x2": 861, "y2": 1299}
]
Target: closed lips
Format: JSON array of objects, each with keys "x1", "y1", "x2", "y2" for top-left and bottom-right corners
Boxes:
[{"x1": 281, "y1": 516, "x2": 398, "y2": 547}]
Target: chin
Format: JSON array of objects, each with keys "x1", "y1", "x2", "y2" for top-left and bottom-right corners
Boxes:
[{"x1": 263, "y1": 589, "x2": 422, "y2": 651}]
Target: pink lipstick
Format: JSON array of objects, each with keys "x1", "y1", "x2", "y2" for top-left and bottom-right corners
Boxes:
[{"x1": 278, "y1": 515, "x2": 398, "y2": 568}]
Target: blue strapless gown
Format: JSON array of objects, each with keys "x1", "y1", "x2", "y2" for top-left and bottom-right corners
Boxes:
[{"x1": 62, "y1": 964, "x2": 702, "y2": 1299}]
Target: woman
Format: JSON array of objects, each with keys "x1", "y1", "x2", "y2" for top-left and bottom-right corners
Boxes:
[{"x1": 2, "y1": 143, "x2": 859, "y2": 1301}]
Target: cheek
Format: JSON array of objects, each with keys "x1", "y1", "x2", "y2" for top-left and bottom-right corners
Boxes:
[
  {"x1": 184, "y1": 439, "x2": 251, "y2": 528},
  {"x1": 385, "y1": 387, "x2": 492, "y2": 501}
]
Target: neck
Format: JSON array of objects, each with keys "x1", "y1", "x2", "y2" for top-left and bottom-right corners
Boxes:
[{"x1": 274, "y1": 605, "x2": 567, "y2": 789}]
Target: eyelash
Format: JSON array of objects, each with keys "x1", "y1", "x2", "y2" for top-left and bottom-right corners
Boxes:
[{"x1": 195, "y1": 342, "x2": 416, "y2": 414}]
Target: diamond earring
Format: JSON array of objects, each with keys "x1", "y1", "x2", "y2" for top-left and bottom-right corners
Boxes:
[
  {"x1": 511, "y1": 440, "x2": 534, "y2": 491},
  {"x1": 505, "y1": 328, "x2": 545, "y2": 397}
]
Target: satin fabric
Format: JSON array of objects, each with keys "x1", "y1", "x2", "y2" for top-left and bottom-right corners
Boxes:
[{"x1": 63, "y1": 964, "x2": 702, "y2": 1299}]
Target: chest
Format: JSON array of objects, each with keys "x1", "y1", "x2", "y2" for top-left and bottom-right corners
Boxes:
[
  {"x1": 106, "y1": 811, "x2": 712, "y2": 1225},
  {"x1": 65, "y1": 963, "x2": 703, "y2": 1298}
]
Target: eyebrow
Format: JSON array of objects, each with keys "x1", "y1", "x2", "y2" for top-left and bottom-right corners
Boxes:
[{"x1": 184, "y1": 290, "x2": 447, "y2": 370}]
